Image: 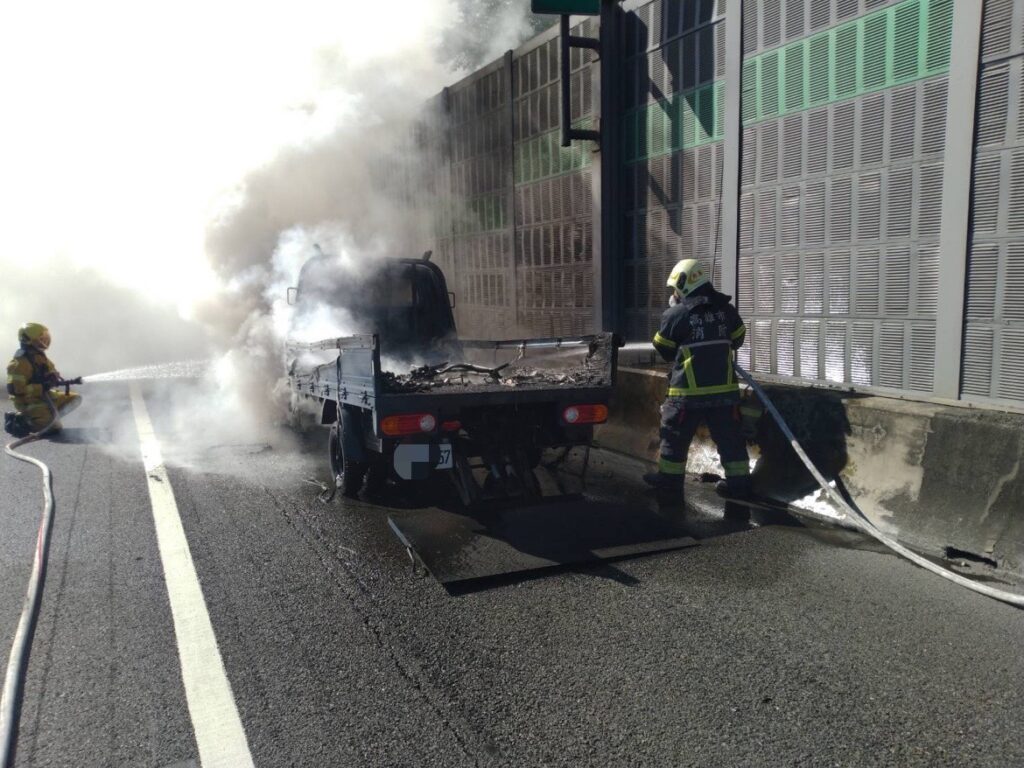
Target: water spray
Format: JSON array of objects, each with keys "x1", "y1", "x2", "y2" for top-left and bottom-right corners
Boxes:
[
  {"x1": 81, "y1": 359, "x2": 208, "y2": 384},
  {"x1": 618, "y1": 341, "x2": 656, "y2": 353}
]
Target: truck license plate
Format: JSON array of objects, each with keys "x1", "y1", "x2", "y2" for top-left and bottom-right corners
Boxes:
[
  {"x1": 435, "y1": 443, "x2": 453, "y2": 470},
  {"x1": 394, "y1": 442, "x2": 453, "y2": 480}
]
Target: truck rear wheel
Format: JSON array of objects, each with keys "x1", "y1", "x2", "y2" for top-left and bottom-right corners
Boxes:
[{"x1": 328, "y1": 424, "x2": 366, "y2": 498}]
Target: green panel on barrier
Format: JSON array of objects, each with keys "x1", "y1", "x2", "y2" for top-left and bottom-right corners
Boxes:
[
  {"x1": 893, "y1": 0, "x2": 922, "y2": 81},
  {"x1": 761, "y1": 51, "x2": 781, "y2": 114},
  {"x1": 714, "y1": 81, "x2": 725, "y2": 137},
  {"x1": 744, "y1": 0, "x2": 953, "y2": 126},
  {"x1": 680, "y1": 95, "x2": 696, "y2": 146},
  {"x1": 531, "y1": 0, "x2": 599, "y2": 14},
  {"x1": 454, "y1": 192, "x2": 507, "y2": 235},
  {"x1": 783, "y1": 43, "x2": 806, "y2": 112},
  {"x1": 925, "y1": 0, "x2": 953, "y2": 72},
  {"x1": 625, "y1": 80, "x2": 723, "y2": 163},
  {"x1": 741, "y1": 60, "x2": 758, "y2": 122},
  {"x1": 807, "y1": 34, "x2": 831, "y2": 105},
  {"x1": 695, "y1": 88, "x2": 714, "y2": 143},
  {"x1": 862, "y1": 13, "x2": 889, "y2": 90},
  {"x1": 833, "y1": 25, "x2": 859, "y2": 99},
  {"x1": 622, "y1": 0, "x2": 954, "y2": 163},
  {"x1": 514, "y1": 121, "x2": 592, "y2": 185}
]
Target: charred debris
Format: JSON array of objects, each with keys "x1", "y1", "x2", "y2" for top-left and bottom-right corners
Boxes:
[{"x1": 380, "y1": 340, "x2": 612, "y2": 394}]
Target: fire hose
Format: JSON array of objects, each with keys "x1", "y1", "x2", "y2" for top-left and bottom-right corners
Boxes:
[
  {"x1": 0, "y1": 380, "x2": 78, "y2": 768},
  {"x1": 735, "y1": 364, "x2": 1024, "y2": 609}
]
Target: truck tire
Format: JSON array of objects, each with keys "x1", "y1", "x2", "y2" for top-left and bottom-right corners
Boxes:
[{"x1": 328, "y1": 424, "x2": 366, "y2": 498}]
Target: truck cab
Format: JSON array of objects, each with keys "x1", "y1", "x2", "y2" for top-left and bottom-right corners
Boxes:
[{"x1": 290, "y1": 254, "x2": 458, "y2": 362}]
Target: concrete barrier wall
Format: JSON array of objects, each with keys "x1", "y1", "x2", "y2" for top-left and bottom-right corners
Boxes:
[{"x1": 596, "y1": 367, "x2": 1024, "y2": 576}]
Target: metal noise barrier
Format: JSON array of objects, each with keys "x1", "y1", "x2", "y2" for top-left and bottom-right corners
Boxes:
[
  {"x1": 0, "y1": 397, "x2": 60, "y2": 768},
  {"x1": 734, "y1": 364, "x2": 1024, "y2": 609}
]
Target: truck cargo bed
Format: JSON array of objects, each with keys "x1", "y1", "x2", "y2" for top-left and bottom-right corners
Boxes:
[{"x1": 288, "y1": 333, "x2": 618, "y2": 417}]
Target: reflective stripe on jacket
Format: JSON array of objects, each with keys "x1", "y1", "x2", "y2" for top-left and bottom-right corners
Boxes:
[{"x1": 651, "y1": 287, "x2": 746, "y2": 401}]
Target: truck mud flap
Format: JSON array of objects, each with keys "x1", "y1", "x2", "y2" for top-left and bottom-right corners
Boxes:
[{"x1": 387, "y1": 499, "x2": 697, "y2": 586}]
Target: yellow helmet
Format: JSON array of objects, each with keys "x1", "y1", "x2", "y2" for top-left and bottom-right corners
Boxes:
[
  {"x1": 18, "y1": 322, "x2": 51, "y2": 351},
  {"x1": 666, "y1": 259, "x2": 709, "y2": 297}
]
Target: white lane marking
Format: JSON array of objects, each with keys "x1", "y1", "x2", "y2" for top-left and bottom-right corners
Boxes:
[{"x1": 130, "y1": 383, "x2": 255, "y2": 768}]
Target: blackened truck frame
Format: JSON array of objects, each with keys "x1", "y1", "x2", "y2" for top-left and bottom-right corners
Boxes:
[{"x1": 286, "y1": 333, "x2": 618, "y2": 506}]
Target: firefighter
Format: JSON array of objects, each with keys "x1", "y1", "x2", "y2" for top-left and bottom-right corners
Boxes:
[
  {"x1": 5, "y1": 323, "x2": 81, "y2": 435},
  {"x1": 643, "y1": 259, "x2": 751, "y2": 499}
]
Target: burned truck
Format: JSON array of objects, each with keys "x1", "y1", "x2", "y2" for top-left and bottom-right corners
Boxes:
[{"x1": 285, "y1": 253, "x2": 618, "y2": 506}]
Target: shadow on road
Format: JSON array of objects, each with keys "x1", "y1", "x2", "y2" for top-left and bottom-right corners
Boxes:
[{"x1": 285, "y1": 426, "x2": 812, "y2": 594}]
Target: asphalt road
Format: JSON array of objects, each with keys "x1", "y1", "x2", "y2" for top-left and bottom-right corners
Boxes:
[{"x1": 1, "y1": 382, "x2": 1023, "y2": 767}]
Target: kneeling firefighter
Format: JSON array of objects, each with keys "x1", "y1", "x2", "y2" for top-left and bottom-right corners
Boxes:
[
  {"x1": 643, "y1": 259, "x2": 751, "y2": 498},
  {"x1": 5, "y1": 323, "x2": 82, "y2": 437}
]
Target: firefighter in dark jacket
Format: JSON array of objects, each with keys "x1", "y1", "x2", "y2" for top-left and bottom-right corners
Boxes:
[
  {"x1": 5, "y1": 323, "x2": 81, "y2": 434},
  {"x1": 643, "y1": 259, "x2": 751, "y2": 498}
]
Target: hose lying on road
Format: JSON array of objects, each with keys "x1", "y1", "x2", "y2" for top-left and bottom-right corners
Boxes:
[
  {"x1": 735, "y1": 364, "x2": 1024, "y2": 609},
  {"x1": 0, "y1": 396, "x2": 60, "y2": 768}
]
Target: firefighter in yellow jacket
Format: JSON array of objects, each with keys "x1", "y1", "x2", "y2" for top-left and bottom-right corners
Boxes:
[
  {"x1": 643, "y1": 260, "x2": 751, "y2": 499},
  {"x1": 5, "y1": 323, "x2": 81, "y2": 435}
]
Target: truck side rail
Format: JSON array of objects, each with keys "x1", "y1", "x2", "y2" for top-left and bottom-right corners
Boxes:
[
  {"x1": 285, "y1": 333, "x2": 377, "y2": 352},
  {"x1": 288, "y1": 333, "x2": 381, "y2": 411}
]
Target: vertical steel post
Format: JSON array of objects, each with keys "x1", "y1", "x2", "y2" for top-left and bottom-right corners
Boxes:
[
  {"x1": 597, "y1": 0, "x2": 622, "y2": 332},
  {"x1": 442, "y1": 86, "x2": 460, "y2": 328},
  {"x1": 561, "y1": 15, "x2": 601, "y2": 147},
  {"x1": 933, "y1": 0, "x2": 984, "y2": 399},
  {"x1": 719, "y1": 0, "x2": 744, "y2": 300},
  {"x1": 591, "y1": 44, "x2": 604, "y2": 332},
  {"x1": 560, "y1": 15, "x2": 572, "y2": 147},
  {"x1": 504, "y1": 50, "x2": 520, "y2": 329}
]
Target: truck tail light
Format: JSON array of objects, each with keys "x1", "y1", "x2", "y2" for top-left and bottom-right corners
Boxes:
[
  {"x1": 441, "y1": 419, "x2": 462, "y2": 432},
  {"x1": 381, "y1": 413, "x2": 437, "y2": 436},
  {"x1": 562, "y1": 404, "x2": 608, "y2": 425}
]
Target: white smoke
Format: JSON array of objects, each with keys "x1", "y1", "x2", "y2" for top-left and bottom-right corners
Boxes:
[{"x1": 0, "y1": 0, "x2": 542, "y2": 464}]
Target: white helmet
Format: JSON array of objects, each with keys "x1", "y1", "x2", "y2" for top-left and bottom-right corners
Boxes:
[{"x1": 666, "y1": 259, "x2": 709, "y2": 297}]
